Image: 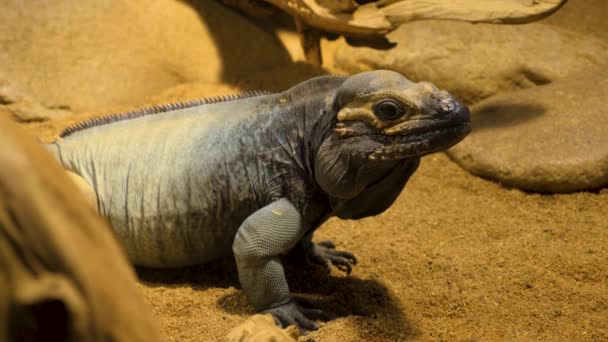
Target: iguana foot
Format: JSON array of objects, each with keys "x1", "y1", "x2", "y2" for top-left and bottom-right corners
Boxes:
[
  {"x1": 264, "y1": 301, "x2": 323, "y2": 333},
  {"x1": 306, "y1": 240, "x2": 357, "y2": 275}
]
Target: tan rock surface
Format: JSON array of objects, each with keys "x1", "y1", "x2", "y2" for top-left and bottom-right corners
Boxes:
[
  {"x1": 0, "y1": 0, "x2": 292, "y2": 113},
  {"x1": 332, "y1": 21, "x2": 608, "y2": 104},
  {"x1": 0, "y1": 74, "x2": 72, "y2": 121},
  {"x1": 222, "y1": 314, "x2": 298, "y2": 342},
  {"x1": 0, "y1": 116, "x2": 160, "y2": 341},
  {"x1": 544, "y1": 0, "x2": 608, "y2": 39},
  {"x1": 447, "y1": 70, "x2": 608, "y2": 192}
]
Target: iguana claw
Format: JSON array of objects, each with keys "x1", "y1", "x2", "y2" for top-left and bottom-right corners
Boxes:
[
  {"x1": 306, "y1": 240, "x2": 357, "y2": 275},
  {"x1": 264, "y1": 301, "x2": 323, "y2": 333}
]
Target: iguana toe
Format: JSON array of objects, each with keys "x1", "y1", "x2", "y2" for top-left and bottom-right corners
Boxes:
[
  {"x1": 307, "y1": 240, "x2": 357, "y2": 275},
  {"x1": 318, "y1": 240, "x2": 335, "y2": 249},
  {"x1": 264, "y1": 301, "x2": 321, "y2": 333}
]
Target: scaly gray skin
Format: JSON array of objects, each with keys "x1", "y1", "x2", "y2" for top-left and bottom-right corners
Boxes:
[{"x1": 46, "y1": 70, "x2": 470, "y2": 331}]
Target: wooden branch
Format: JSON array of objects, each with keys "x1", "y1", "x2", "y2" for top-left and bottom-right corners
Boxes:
[
  {"x1": 295, "y1": 16, "x2": 323, "y2": 66},
  {"x1": 263, "y1": 0, "x2": 567, "y2": 36}
]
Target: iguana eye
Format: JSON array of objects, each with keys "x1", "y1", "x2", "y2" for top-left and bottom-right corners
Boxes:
[{"x1": 372, "y1": 99, "x2": 406, "y2": 121}]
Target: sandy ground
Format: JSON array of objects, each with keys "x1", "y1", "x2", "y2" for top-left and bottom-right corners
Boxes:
[{"x1": 19, "y1": 1, "x2": 607, "y2": 340}]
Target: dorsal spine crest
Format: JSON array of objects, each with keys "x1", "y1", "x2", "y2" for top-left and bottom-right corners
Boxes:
[{"x1": 59, "y1": 90, "x2": 271, "y2": 138}]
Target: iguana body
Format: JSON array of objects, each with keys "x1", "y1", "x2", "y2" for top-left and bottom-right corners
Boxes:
[{"x1": 46, "y1": 70, "x2": 471, "y2": 330}]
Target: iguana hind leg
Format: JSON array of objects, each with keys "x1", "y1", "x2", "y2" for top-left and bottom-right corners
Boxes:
[{"x1": 65, "y1": 171, "x2": 98, "y2": 211}]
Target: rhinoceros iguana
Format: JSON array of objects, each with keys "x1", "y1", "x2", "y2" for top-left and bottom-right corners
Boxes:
[{"x1": 46, "y1": 70, "x2": 471, "y2": 331}]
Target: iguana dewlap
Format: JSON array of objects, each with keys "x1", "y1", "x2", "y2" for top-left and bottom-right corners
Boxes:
[{"x1": 46, "y1": 70, "x2": 470, "y2": 331}]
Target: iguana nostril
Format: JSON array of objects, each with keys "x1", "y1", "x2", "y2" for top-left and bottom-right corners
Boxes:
[{"x1": 440, "y1": 98, "x2": 456, "y2": 112}]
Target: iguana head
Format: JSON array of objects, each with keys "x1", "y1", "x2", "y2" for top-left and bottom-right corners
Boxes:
[
  {"x1": 331, "y1": 70, "x2": 470, "y2": 160},
  {"x1": 314, "y1": 70, "x2": 470, "y2": 199}
]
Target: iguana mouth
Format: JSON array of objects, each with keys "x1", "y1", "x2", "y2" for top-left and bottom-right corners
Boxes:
[
  {"x1": 369, "y1": 122, "x2": 471, "y2": 160},
  {"x1": 333, "y1": 118, "x2": 471, "y2": 160}
]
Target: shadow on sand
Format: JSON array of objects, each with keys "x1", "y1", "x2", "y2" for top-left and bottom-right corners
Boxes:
[
  {"x1": 138, "y1": 257, "x2": 417, "y2": 340},
  {"x1": 136, "y1": 257, "x2": 240, "y2": 290},
  {"x1": 287, "y1": 263, "x2": 418, "y2": 340}
]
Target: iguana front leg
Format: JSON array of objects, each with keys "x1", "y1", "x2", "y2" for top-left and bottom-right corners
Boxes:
[{"x1": 232, "y1": 198, "x2": 322, "y2": 331}]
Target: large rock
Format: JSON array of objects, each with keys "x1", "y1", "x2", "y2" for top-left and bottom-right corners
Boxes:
[
  {"x1": 447, "y1": 70, "x2": 608, "y2": 192},
  {"x1": 0, "y1": 0, "x2": 291, "y2": 113},
  {"x1": 1, "y1": 75, "x2": 72, "y2": 121},
  {"x1": 333, "y1": 21, "x2": 608, "y2": 104},
  {"x1": 0, "y1": 115, "x2": 160, "y2": 341}
]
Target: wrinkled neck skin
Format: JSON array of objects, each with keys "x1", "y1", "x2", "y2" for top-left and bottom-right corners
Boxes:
[
  {"x1": 263, "y1": 76, "x2": 346, "y2": 189},
  {"x1": 313, "y1": 131, "x2": 404, "y2": 200},
  {"x1": 311, "y1": 98, "x2": 406, "y2": 201}
]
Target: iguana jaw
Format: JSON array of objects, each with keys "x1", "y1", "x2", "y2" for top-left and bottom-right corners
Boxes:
[
  {"x1": 368, "y1": 122, "x2": 471, "y2": 160},
  {"x1": 373, "y1": 97, "x2": 471, "y2": 160}
]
